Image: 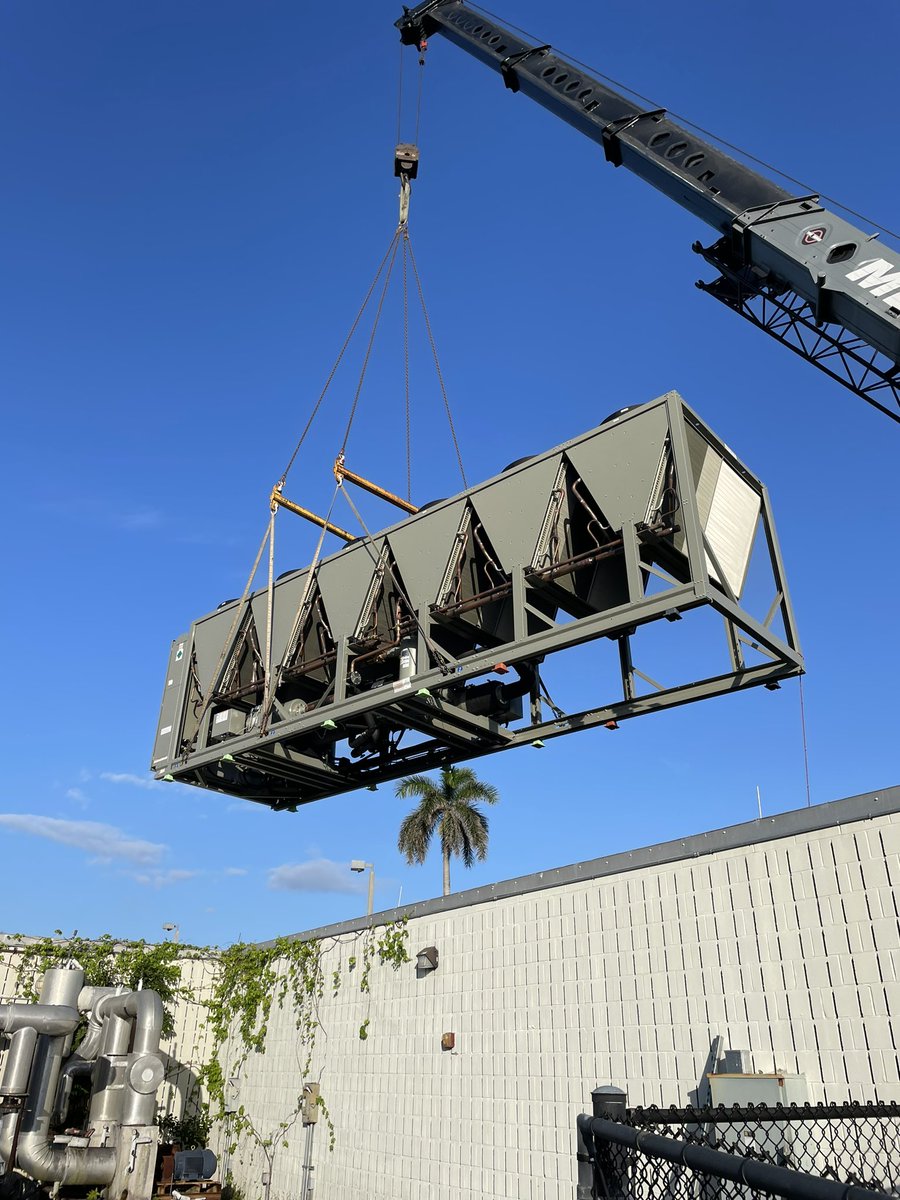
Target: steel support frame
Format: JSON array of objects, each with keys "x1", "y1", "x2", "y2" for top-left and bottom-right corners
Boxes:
[
  {"x1": 163, "y1": 401, "x2": 802, "y2": 809},
  {"x1": 696, "y1": 247, "x2": 900, "y2": 423}
]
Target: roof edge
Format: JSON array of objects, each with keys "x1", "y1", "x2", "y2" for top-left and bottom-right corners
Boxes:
[{"x1": 262, "y1": 784, "x2": 900, "y2": 948}]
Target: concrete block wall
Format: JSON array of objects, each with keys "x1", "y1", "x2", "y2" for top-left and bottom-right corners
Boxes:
[
  {"x1": 226, "y1": 786, "x2": 900, "y2": 1200},
  {"x1": 1, "y1": 785, "x2": 898, "y2": 1198}
]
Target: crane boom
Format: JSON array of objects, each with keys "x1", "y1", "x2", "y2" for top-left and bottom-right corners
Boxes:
[{"x1": 396, "y1": 1, "x2": 900, "y2": 420}]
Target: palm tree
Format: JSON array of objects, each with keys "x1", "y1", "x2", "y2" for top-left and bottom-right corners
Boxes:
[{"x1": 396, "y1": 765, "x2": 499, "y2": 896}]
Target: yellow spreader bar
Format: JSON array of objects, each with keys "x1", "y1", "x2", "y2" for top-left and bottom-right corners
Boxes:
[
  {"x1": 270, "y1": 487, "x2": 356, "y2": 543},
  {"x1": 333, "y1": 455, "x2": 419, "y2": 515}
]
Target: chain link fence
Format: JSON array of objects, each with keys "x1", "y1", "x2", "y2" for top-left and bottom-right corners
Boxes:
[{"x1": 577, "y1": 1097, "x2": 900, "y2": 1200}]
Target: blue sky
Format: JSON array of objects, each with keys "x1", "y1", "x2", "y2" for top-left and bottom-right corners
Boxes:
[{"x1": 3, "y1": 0, "x2": 898, "y2": 947}]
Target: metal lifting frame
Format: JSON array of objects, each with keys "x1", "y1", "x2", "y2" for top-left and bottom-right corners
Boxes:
[{"x1": 152, "y1": 393, "x2": 802, "y2": 810}]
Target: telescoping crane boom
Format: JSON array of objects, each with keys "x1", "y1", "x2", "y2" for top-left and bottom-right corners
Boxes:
[{"x1": 396, "y1": 2, "x2": 900, "y2": 422}]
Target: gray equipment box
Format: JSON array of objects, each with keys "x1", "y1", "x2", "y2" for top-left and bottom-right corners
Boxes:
[{"x1": 152, "y1": 392, "x2": 802, "y2": 809}]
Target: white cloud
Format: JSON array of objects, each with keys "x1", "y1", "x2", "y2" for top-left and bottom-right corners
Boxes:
[
  {"x1": 65, "y1": 787, "x2": 89, "y2": 807},
  {"x1": 224, "y1": 867, "x2": 247, "y2": 877},
  {"x1": 267, "y1": 859, "x2": 366, "y2": 894},
  {"x1": 0, "y1": 815, "x2": 166, "y2": 866},
  {"x1": 132, "y1": 868, "x2": 199, "y2": 889},
  {"x1": 100, "y1": 772, "x2": 165, "y2": 791}
]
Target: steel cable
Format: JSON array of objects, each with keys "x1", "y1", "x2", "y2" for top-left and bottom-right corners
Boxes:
[
  {"x1": 339, "y1": 227, "x2": 403, "y2": 456},
  {"x1": 279, "y1": 229, "x2": 401, "y2": 487},
  {"x1": 405, "y1": 229, "x2": 468, "y2": 488}
]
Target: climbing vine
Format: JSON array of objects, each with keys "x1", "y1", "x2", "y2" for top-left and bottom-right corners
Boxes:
[
  {"x1": 11, "y1": 931, "x2": 187, "y2": 1037},
  {"x1": 200, "y1": 920, "x2": 409, "y2": 1162},
  {"x1": 5, "y1": 919, "x2": 410, "y2": 1166}
]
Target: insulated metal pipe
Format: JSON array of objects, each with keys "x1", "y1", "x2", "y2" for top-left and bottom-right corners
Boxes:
[
  {"x1": 0, "y1": 1026, "x2": 38, "y2": 1097},
  {"x1": 96, "y1": 990, "x2": 163, "y2": 1057},
  {"x1": 88, "y1": 1011, "x2": 131, "y2": 1128},
  {"x1": 55, "y1": 986, "x2": 119, "y2": 1124},
  {"x1": 16, "y1": 1033, "x2": 116, "y2": 1184},
  {"x1": 0, "y1": 1026, "x2": 38, "y2": 1167},
  {"x1": 15, "y1": 964, "x2": 116, "y2": 1180},
  {"x1": 95, "y1": 991, "x2": 164, "y2": 1125},
  {"x1": 15, "y1": 968, "x2": 117, "y2": 1185},
  {"x1": 0, "y1": 1004, "x2": 80, "y2": 1037}
]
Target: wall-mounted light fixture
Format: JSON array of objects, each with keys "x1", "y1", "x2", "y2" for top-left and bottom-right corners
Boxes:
[{"x1": 415, "y1": 946, "x2": 439, "y2": 973}]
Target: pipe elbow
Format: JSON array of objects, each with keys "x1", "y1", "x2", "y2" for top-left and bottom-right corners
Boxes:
[
  {"x1": 15, "y1": 1136, "x2": 116, "y2": 1185},
  {"x1": 0, "y1": 1004, "x2": 80, "y2": 1037},
  {"x1": 96, "y1": 990, "x2": 164, "y2": 1054}
]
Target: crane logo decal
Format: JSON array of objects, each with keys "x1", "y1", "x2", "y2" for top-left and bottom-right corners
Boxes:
[
  {"x1": 846, "y1": 257, "x2": 900, "y2": 305},
  {"x1": 802, "y1": 227, "x2": 826, "y2": 245}
]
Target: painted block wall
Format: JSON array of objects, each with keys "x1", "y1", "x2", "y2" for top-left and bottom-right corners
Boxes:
[
  {"x1": 225, "y1": 789, "x2": 900, "y2": 1200},
  {"x1": 1, "y1": 786, "x2": 898, "y2": 1200}
]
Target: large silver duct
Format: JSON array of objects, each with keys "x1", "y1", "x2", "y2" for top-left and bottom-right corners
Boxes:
[
  {"x1": 95, "y1": 990, "x2": 164, "y2": 1126},
  {"x1": 0, "y1": 1027, "x2": 37, "y2": 1098},
  {"x1": 14, "y1": 968, "x2": 117, "y2": 1185},
  {"x1": 0, "y1": 966, "x2": 168, "y2": 1196},
  {"x1": 0, "y1": 1025, "x2": 38, "y2": 1164},
  {"x1": 54, "y1": 986, "x2": 119, "y2": 1126},
  {"x1": 0, "y1": 1003, "x2": 80, "y2": 1037}
]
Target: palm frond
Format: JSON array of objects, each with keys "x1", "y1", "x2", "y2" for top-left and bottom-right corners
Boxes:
[{"x1": 396, "y1": 763, "x2": 500, "y2": 888}]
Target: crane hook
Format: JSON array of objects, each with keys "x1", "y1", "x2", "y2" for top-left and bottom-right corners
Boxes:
[{"x1": 394, "y1": 143, "x2": 419, "y2": 228}]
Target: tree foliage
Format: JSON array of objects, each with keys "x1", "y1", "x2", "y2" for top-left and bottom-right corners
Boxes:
[{"x1": 396, "y1": 765, "x2": 499, "y2": 895}]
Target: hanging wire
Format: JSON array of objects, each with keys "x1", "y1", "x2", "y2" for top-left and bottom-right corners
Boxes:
[
  {"x1": 339, "y1": 227, "x2": 403, "y2": 455},
  {"x1": 278, "y1": 229, "x2": 401, "y2": 487},
  {"x1": 799, "y1": 675, "x2": 812, "y2": 807},
  {"x1": 402, "y1": 235, "x2": 412, "y2": 501},
  {"x1": 405, "y1": 229, "x2": 468, "y2": 488},
  {"x1": 338, "y1": 478, "x2": 453, "y2": 672},
  {"x1": 193, "y1": 516, "x2": 275, "y2": 734},
  {"x1": 396, "y1": 40, "x2": 405, "y2": 145},
  {"x1": 469, "y1": 1, "x2": 900, "y2": 245}
]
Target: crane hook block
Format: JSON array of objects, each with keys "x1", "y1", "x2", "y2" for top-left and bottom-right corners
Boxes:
[{"x1": 394, "y1": 143, "x2": 419, "y2": 179}]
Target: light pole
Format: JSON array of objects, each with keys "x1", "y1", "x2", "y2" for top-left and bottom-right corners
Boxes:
[
  {"x1": 162, "y1": 923, "x2": 180, "y2": 943},
  {"x1": 349, "y1": 861, "x2": 375, "y2": 916}
]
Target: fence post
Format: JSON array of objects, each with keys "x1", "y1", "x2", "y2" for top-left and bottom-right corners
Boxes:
[
  {"x1": 576, "y1": 1111, "x2": 594, "y2": 1200},
  {"x1": 578, "y1": 1086, "x2": 629, "y2": 1199},
  {"x1": 593, "y1": 1086, "x2": 627, "y2": 1121},
  {"x1": 592, "y1": 1086, "x2": 629, "y2": 1199}
]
